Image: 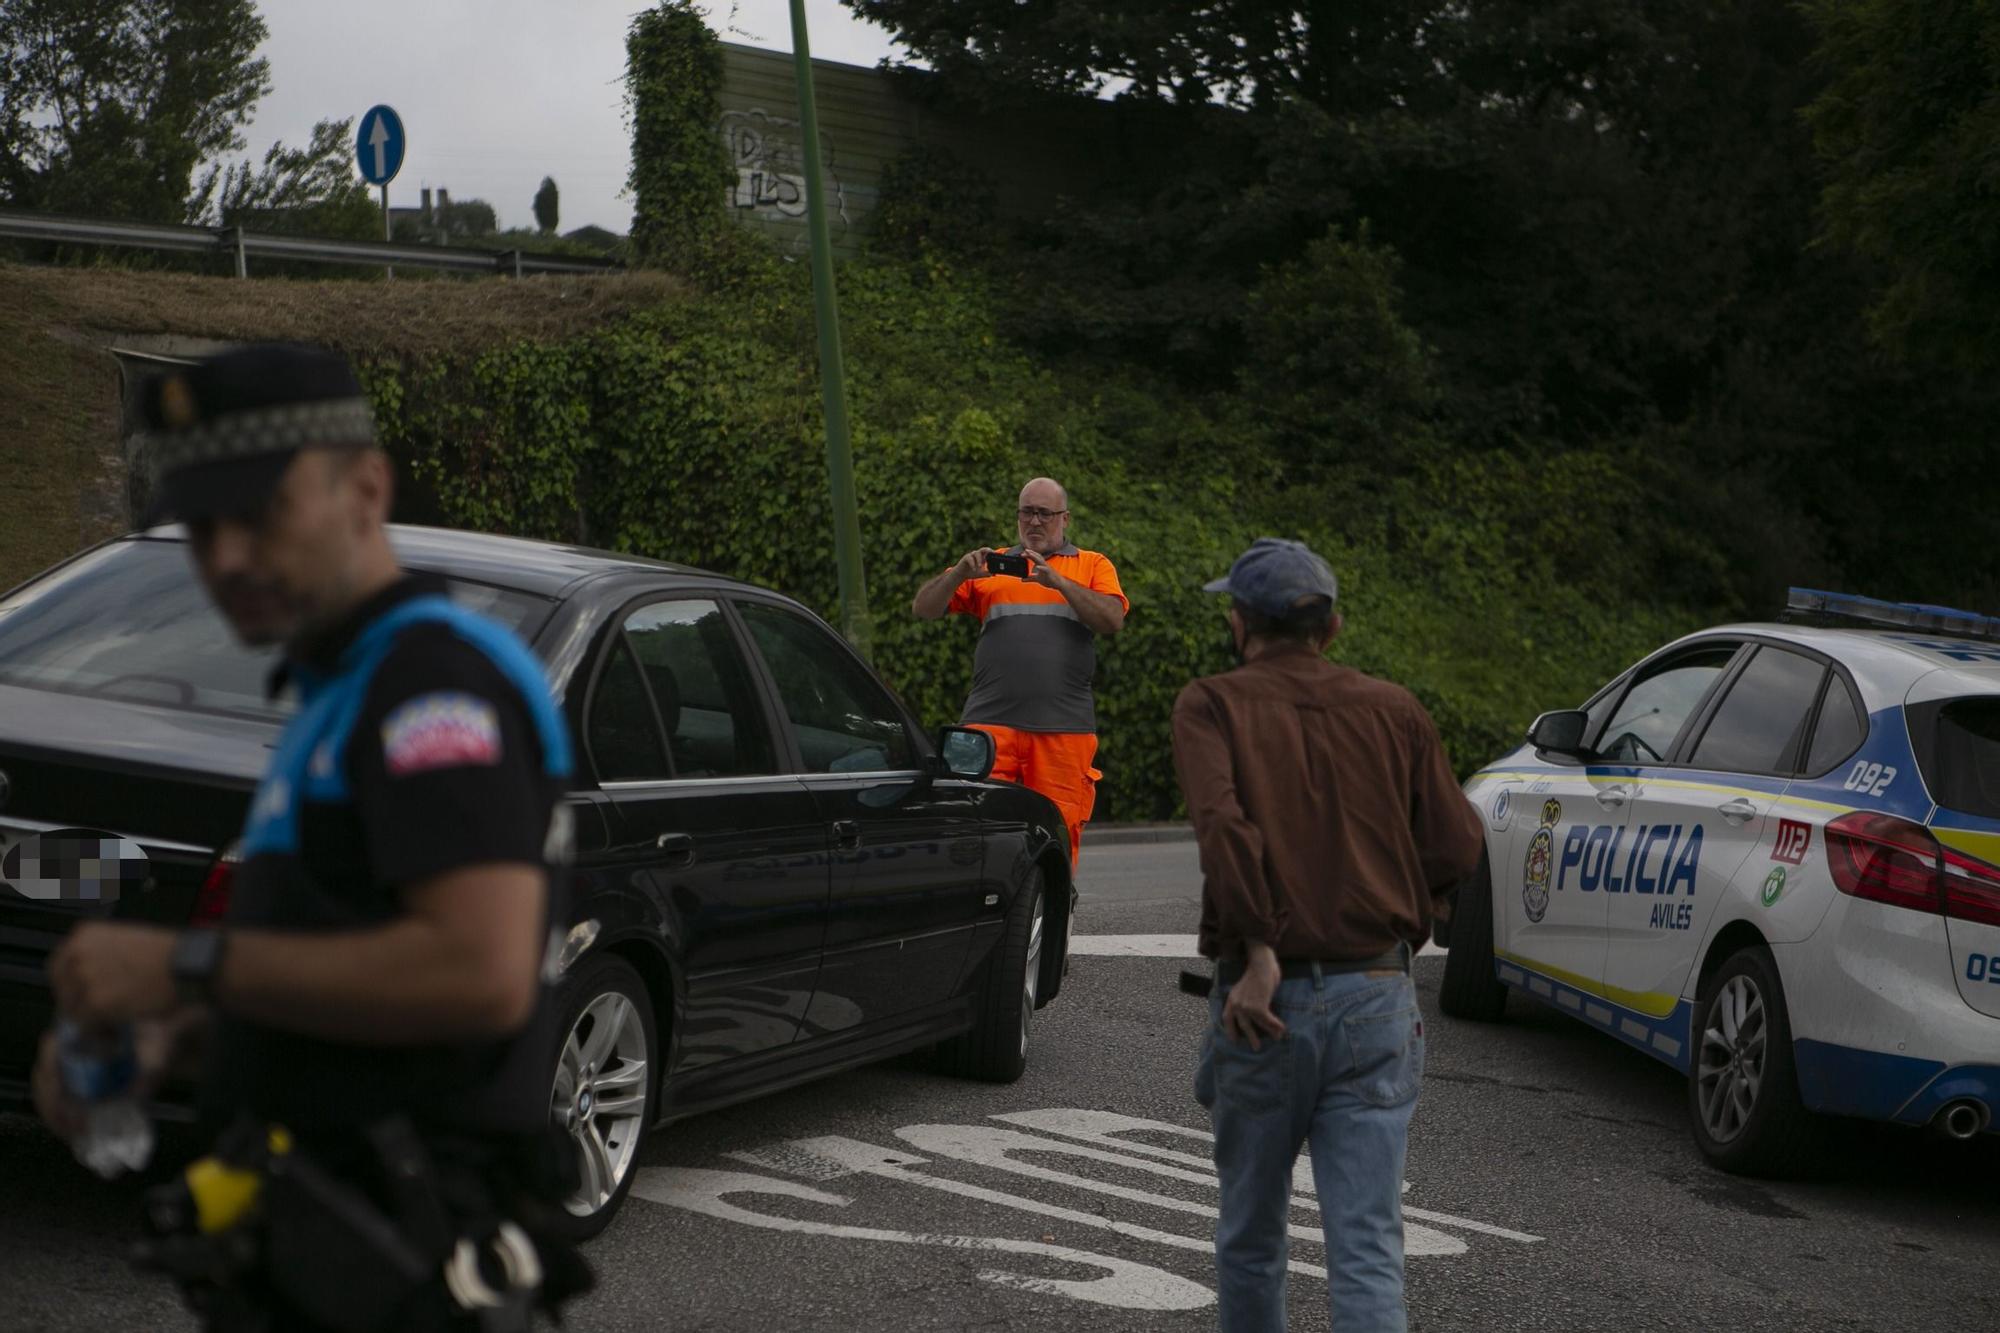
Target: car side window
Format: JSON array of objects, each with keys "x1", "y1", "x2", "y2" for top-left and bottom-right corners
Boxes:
[
  {"x1": 1688, "y1": 646, "x2": 1828, "y2": 774},
  {"x1": 736, "y1": 601, "x2": 916, "y2": 774},
  {"x1": 1805, "y1": 673, "x2": 1866, "y2": 774},
  {"x1": 1594, "y1": 646, "x2": 1737, "y2": 764},
  {"x1": 588, "y1": 636, "x2": 670, "y2": 783},
  {"x1": 622, "y1": 600, "x2": 777, "y2": 779}
]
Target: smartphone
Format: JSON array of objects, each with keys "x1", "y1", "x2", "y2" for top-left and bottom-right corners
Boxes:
[{"x1": 985, "y1": 552, "x2": 1031, "y2": 578}]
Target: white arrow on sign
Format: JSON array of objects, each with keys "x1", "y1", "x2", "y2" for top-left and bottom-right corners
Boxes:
[{"x1": 368, "y1": 113, "x2": 391, "y2": 181}]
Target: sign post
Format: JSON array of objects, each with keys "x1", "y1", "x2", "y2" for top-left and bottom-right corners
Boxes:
[
  {"x1": 355, "y1": 105, "x2": 406, "y2": 278},
  {"x1": 786, "y1": 2, "x2": 872, "y2": 658}
]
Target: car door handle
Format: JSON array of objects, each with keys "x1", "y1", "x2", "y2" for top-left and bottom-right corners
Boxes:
[
  {"x1": 831, "y1": 819, "x2": 861, "y2": 850},
  {"x1": 1717, "y1": 799, "x2": 1759, "y2": 822},
  {"x1": 1594, "y1": 785, "x2": 1630, "y2": 810},
  {"x1": 654, "y1": 832, "x2": 695, "y2": 865}
]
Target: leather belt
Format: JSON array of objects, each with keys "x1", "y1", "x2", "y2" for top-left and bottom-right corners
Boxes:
[{"x1": 1213, "y1": 943, "x2": 1410, "y2": 986}]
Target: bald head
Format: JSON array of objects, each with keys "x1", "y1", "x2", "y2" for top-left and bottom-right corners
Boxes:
[{"x1": 1017, "y1": 477, "x2": 1071, "y2": 551}]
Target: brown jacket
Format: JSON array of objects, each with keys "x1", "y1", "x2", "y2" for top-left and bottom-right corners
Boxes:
[{"x1": 1171, "y1": 642, "x2": 1484, "y2": 961}]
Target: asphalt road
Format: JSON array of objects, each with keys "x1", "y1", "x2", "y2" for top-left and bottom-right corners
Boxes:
[{"x1": 3, "y1": 836, "x2": 1996, "y2": 1331}]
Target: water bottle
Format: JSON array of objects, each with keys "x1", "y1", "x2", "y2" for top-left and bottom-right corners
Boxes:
[{"x1": 55, "y1": 1018, "x2": 156, "y2": 1178}]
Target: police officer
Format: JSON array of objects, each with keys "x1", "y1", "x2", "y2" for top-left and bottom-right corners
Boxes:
[{"x1": 30, "y1": 344, "x2": 587, "y2": 1331}]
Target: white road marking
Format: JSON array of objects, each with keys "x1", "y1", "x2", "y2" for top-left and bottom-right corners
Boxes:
[
  {"x1": 627, "y1": 1167, "x2": 1213, "y2": 1311},
  {"x1": 1070, "y1": 934, "x2": 1445, "y2": 958},
  {"x1": 729, "y1": 1135, "x2": 1325, "y2": 1278},
  {"x1": 898, "y1": 1121, "x2": 1468, "y2": 1258},
  {"x1": 995, "y1": 1110, "x2": 1544, "y2": 1245},
  {"x1": 632, "y1": 1107, "x2": 1539, "y2": 1314}
]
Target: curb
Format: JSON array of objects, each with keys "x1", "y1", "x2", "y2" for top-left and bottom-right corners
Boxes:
[{"x1": 1085, "y1": 823, "x2": 1196, "y2": 847}]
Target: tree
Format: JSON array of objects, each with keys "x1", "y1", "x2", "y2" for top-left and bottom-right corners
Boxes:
[
  {"x1": 624, "y1": 1, "x2": 732, "y2": 268},
  {"x1": 436, "y1": 197, "x2": 498, "y2": 239},
  {"x1": 0, "y1": 0, "x2": 270, "y2": 221},
  {"x1": 533, "y1": 175, "x2": 559, "y2": 235},
  {"x1": 204, "y1": 118, "x2": 377, "y2": 239},
  {"x1": 1802, "y1": 0, "x2": 2000, "y2": 372}
]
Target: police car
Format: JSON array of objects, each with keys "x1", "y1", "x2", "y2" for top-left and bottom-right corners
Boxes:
[{"x1": 1442, "y1": 589, "x2": 2000, "y2": 1175}]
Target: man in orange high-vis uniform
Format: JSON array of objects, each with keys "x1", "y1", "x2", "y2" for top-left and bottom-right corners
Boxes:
[{"x1": 912, "y1": 477, "x2": 1128, "y2": 866}]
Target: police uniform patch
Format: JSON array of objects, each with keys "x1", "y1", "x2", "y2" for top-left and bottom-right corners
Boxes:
[{"x1": 381, "y1": 692, "x2": 502, "y2": 777}]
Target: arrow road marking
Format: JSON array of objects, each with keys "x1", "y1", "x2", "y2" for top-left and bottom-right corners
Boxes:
[
  {"x1": 994, "y1": 1109, "x2": 1542, "y2": 1245},
  {"x1": 627, "y1": 1167, "x2": 1213, "y2": 1311},
  {"x1": 730, "y1": 1135, "x2": 1321, "y2": 1278},
  {"x1": 1068, "y1": 934, "x2": 1445, "y2": 958}
]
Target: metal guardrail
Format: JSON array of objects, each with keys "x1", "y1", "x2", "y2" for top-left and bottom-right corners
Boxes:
[{"x1": 0, "y1": 206, "x2": 623, "y2": 278}]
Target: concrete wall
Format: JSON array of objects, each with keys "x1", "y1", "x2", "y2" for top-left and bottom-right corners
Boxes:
[{"x1": 716, "y1": 43, "x2": 1199, "y2": 257}]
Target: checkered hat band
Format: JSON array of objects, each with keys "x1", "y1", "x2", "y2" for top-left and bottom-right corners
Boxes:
[{"x1": 146, "y1": 397, "x2": 376, "y2": 474}]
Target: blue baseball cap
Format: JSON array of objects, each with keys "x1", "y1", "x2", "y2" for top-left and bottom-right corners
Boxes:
[{"x1": 1203, "y1": 537, "x2": 1339, "y2": 617}]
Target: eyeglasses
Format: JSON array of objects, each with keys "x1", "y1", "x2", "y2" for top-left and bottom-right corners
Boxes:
[{"x1": 1017, "y1": 507, "x2": 1068, "y2": 522}]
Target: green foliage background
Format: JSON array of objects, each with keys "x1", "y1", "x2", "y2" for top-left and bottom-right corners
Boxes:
[
  {"x1": 355, "y1": 241, "x2": 1691, "y2": 819},
  {"x1": 335, "y1": 1, "x2": 1732, "y2": 820}
]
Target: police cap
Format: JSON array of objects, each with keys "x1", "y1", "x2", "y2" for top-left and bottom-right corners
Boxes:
[{"x1": 140, "y1": 343, "x2": 376, "y2": 525}]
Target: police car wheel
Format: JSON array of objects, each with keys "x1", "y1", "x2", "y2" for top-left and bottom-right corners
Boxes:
[
  {"x1": 547, "y1": 954, "x2": 656, "y2": 1240},
  {"x1": 1687, "y1": 946, "x2": 1823, "y2": 1177},
  {"x1": 1438, "y1": 848, "x2": 1508, "y2": 1022},
  {"x1": 939, "y1": 867, "x2": 1045, "y2": 1083}
]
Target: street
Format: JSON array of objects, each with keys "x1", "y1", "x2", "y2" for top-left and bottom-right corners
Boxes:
[{"x1": 3, "y1": 837, "x2": 1997, "y2": 1331}]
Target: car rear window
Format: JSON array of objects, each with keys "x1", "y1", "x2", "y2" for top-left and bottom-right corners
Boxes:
[
  {"x1": 1919, "y1": 698, "x2": 2000, "y2": 819},
  {"x1": 0, "y1": 539, "x2": 551, "y2": 721}
]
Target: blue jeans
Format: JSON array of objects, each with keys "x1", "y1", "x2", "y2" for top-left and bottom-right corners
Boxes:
[{"x1": 1196, "y1": 968, "x2": 1424, "y2": 1332}]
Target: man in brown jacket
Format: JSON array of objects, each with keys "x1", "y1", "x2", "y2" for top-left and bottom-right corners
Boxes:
[{"x1": 1172, "y1": 537, "x2": 1483, "y2": 1332}]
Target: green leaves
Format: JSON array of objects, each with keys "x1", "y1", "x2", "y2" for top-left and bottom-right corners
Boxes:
[
  {"x1": 1803, "y1": 0, "x2": 2000, "y2": 373},
  {"x1": 357, "y1": 251, "x2": 1691, "y2": 818},
  {"x1": 624, "y1": 2, "x2": 735, "y2": 276},
  {"x1": 0, "y1": 0, "x2": 271, "y2": 222}
]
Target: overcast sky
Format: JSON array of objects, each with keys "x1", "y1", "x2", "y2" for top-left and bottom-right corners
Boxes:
[{"x1": 243, "y1": 1, "x2": 905, "y2": 235}]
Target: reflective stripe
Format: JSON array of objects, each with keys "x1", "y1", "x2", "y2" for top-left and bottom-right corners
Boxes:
[{"x1": 985, "y1": 601, "x2": 1081, "y2": 623}]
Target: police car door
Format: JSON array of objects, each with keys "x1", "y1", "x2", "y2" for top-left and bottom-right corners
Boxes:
[
  {"x1": 1514, "y1": 643, "x2": 1743, "y2": 1000},
  {"x1": 1603, "y1": 642, "x2": 1823, "y2": 1059}
]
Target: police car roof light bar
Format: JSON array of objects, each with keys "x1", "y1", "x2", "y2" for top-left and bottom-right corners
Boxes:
[{"x1": 1782, "y1": 587, "x2": 2000, "y2": 643}]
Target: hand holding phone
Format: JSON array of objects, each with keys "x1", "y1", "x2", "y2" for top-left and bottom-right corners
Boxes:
[{"x1": 985, "y1": 552, "x2": 1031, "y2": 578}]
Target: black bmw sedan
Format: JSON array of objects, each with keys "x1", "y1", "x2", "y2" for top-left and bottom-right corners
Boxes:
[{"x1": 0, "y1": 526, "x2": 1074, "y2": 1235}]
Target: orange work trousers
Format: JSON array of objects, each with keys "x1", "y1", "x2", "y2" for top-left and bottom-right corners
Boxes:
[{"x1": 969, "y1": 725, "x2": 1100, "y2": 867}]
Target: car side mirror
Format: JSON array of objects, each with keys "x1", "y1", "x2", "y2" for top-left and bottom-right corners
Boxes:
[
  {"x1": 935, "y1": 726, "x2": 995, "y2": 781},
  {"x1": 1527, "y1": 709, "x2": 1593, "y2": 758}
]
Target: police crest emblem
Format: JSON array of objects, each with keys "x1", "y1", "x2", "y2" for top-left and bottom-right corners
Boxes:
[{"x1": 1522, "y1": 799, "x2": 1561, "y2": 923}]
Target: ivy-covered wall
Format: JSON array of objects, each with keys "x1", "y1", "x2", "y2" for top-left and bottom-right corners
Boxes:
[{"x1": 353, "y1": 252, "x2": 1688, "y2": 821}]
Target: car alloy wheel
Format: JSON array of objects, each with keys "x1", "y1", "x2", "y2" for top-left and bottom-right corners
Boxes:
[
  {"x1": 1019, "y1": 889, "x2": 1045, "y2": 1059},
  {"x1": 1695, "y1": 973, "x2": 1767, "y2": 1144},
  {"x1": 552, "y1": 987, "x2": 651, "y2": 1218}
]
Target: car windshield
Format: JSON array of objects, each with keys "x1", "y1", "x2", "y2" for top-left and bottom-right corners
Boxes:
[{"x1": 0, "y1": 538, "x2": 552, "y2": 721}]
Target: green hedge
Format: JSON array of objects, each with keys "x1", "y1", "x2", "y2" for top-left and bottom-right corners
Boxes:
[{"x1": 356, "y1": 254, "x2": 1699, "y2": 820}]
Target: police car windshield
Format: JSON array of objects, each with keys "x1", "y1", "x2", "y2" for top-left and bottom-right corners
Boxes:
[{"x1": 0, "y1": 538, "x2": 550, "y2": 721}]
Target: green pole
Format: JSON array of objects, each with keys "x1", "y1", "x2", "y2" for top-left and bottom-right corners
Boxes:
[{"x1": 788, "y1": 0, "x2": 872, "y2": 659}]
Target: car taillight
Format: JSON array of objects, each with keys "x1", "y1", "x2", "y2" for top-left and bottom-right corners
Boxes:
[
  {"x1": 190, "y1": 844, "x2": 240, "y2": 925},
  {"x1": 1940, "y1": 844, "x2": 2000, "y2": 928},
  {"x1": 1826, "y1": 812, "x2": 1941, "y2": 913},
  {"x1": 1827, "y1": 811, "x2": 2000, "y2": 926}
]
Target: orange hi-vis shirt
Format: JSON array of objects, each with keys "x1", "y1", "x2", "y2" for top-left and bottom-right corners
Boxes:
[{"x1": 947, "y1": 543, "x2": 1128, "y2": 734}]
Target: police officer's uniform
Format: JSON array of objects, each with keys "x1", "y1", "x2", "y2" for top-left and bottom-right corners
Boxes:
[{"x1": 138, "y1": 347, "x2": 588, "y2": 1332}]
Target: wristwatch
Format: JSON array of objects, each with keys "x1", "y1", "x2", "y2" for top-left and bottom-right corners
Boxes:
[{"x1": 170, "y1": 927, "x2": 228, "y2": 1004}]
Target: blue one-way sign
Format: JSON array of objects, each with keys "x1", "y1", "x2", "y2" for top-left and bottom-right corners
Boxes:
[{"x1": 355, "y1": 105, "x2": 406, "y2": 186}]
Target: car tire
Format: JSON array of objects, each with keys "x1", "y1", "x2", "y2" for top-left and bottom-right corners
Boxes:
[
  {"x1": 1438, "y1": 848, "x2": 1508, "y2": 1022},
  {"x1": 940, "y1": 866, "x2": 1046, "y2": 1084},
  {"x1": 545, "y1": 953, "x2": 657, "y2": 1242},
  {"x1": 1687, "y1": 945, "x2": 1824, "y2": 1177}
]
